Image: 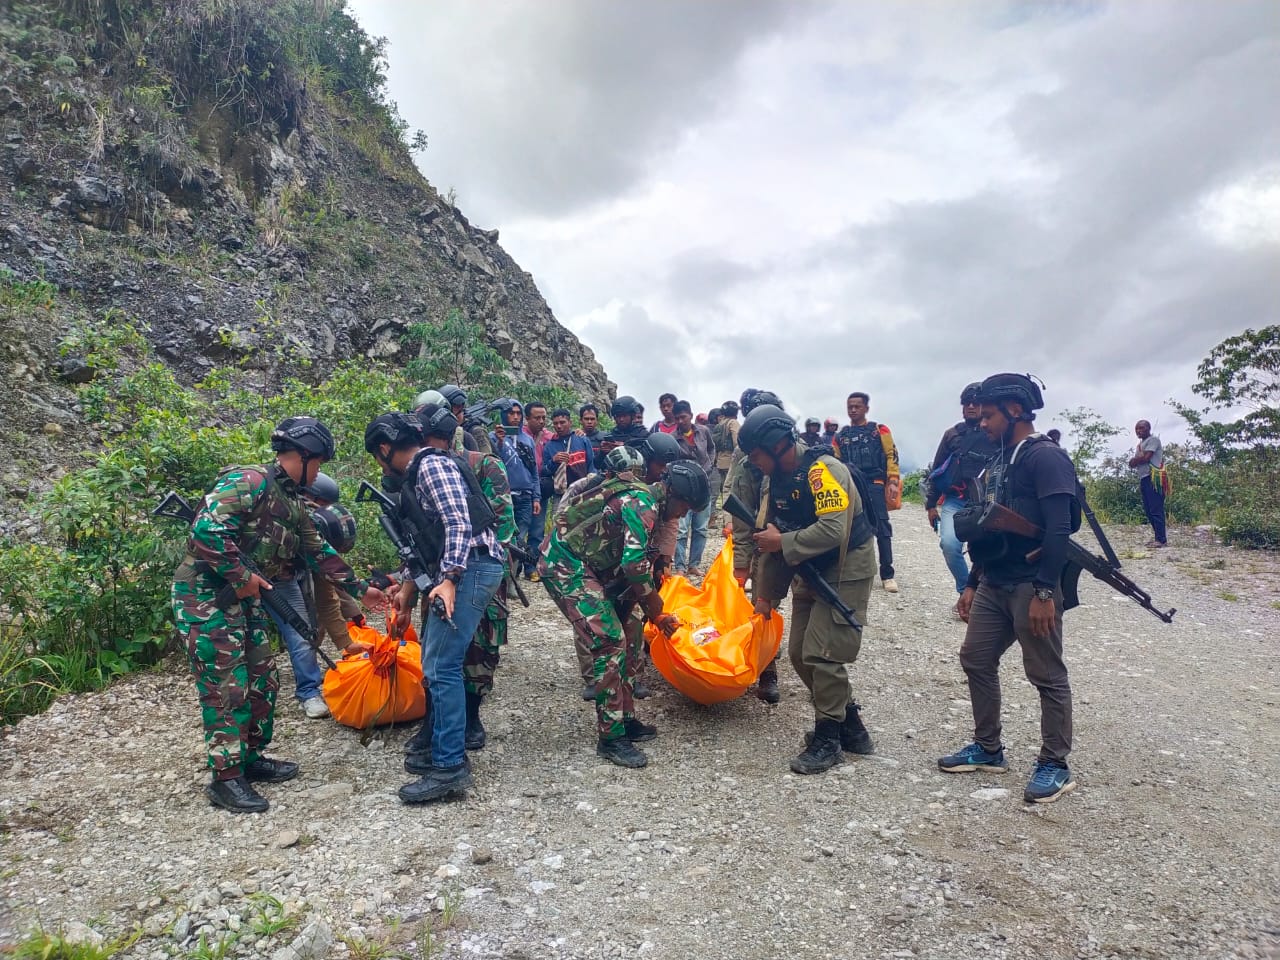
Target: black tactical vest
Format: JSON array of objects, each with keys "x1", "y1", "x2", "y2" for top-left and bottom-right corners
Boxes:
[
  {"x1": 770, "y1": 449, "x2": 874, "y2": 567},
  {"x1": 835, "y1": 422, "x2": 887, "y2": 482},
  {"x1": 397, "y1": 448, "x2": 497, "y2": 573}
]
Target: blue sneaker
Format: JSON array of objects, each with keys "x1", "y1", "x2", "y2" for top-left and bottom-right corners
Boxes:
[
  {"x1": 1023, "y1": 760, "x2": 1077, "y2": 803},
  {"x1": 937, "y1": 742, "x2": 1007, "y2": 773}
]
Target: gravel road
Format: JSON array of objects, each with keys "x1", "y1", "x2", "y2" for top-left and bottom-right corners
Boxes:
[{"x1": 2, "y1": 511, "x2": 1277, "y2": 960}]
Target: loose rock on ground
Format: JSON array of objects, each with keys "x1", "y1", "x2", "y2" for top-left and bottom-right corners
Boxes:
[{"x1": 1, "y1": 513, "x2": 1277, "y2": 959}]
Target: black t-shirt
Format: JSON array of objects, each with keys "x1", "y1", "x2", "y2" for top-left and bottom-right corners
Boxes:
[{"x1": 981, "y1": 437, "x2": 1078, "y2": 586}]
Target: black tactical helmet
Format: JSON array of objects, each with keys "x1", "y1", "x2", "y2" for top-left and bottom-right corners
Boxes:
[
  {"x1": 311, "y1": 503, "x2": 358, "y2": 554},
  {"x1": 738, "y1": 404, "x2": 796, "y2": 455},
  {"x1": 663, "y1": 461, "x2": 711, "y2": 511},
  {"x1": 416, "y1": 402, "x2": 460, "y2": 440},
  {"x1": 976, "y1": 373, "x2": 1044, "y2": 419},
  {"x1": 304, "y1": 471, "x2": 341, "y2": 504},
  {"x1": 805, "y1": 417, "x2": 821, "y2": 428},
  {"x1": 720, "y1": 400, "x2": 740, "y2": 416},
  {"x1": 438, "y1": 384, "x2": 467, "y2": 408},
  {"x1": 271, "y1": 416, "x2": 336, "y2": 461},
  {"x1": 961, "y1": 382, "x2": 984, "y2": 405},
  {"x1": 633, "y1": 431, "x2": 687, "y2": 466},
  {"x1": 364, "y1": 413, "x2": 423, "y2": 454},
  {"x1": 604, "y1": 445, "x2": 645, "y2": 474},
  {"x1": 740, "y1": 388, "x2": 783, "y2": 416},
  {"x1": 610, "y1": 395, "x2": 641, "y2": 418}
]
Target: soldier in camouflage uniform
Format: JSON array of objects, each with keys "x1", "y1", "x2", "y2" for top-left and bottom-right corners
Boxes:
[
  {"x1": 538, "y1": 451, "x2": 710, "y2": 768},
  {"x1": 171, "y1": 417, "x2": 386, "y2": 814},
  {"x1": 460, "y1": 444, "x2": 516, "y2": 747}
]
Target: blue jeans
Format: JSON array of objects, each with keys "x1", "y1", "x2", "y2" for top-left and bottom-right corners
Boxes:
[
  {"x1": 938, "y1": 497, "x2": 970, "y2": 593},
  {"x1": 512, "y1": 491, "x2": 536, "y2": 573},
  {"x1": 422, "y1": 553, "x2": 504, "y2": 768},
  {"x1": 1140, "y1": 475, "x2": 1167, "y2": 543},
  {"x1": 526, "y1": 495, "x2": 550, "y2": 570},
  {"x1": 675, "y1": 501, "x2": 711, "y2": 571},
  {"x1": 266, "y1": 575, "x2": 324, "y2": 702}
]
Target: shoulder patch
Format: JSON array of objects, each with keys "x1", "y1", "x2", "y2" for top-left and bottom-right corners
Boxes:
[
  {"x1": 878, "y1": 423, "x2": 891, "y2": 435},
  {"x1": 808, "y1": 460, "x2": 850, "y2": 515}
]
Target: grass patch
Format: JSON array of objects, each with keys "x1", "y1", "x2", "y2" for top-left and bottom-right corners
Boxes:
[{"x1": 1218, "y1": 591, "x2": 1240, "y2": 602}]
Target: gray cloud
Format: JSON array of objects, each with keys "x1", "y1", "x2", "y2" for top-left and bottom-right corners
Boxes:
[
  {"x1": 353, "y1": 0, "x2": 807, "y2": 219},
  {"x1": 354, "y1": 0, "x2": 1280, "y2": 468}
]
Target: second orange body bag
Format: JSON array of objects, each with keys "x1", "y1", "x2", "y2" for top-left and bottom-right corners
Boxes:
[{"x1": 645, "y1": 536, "x2": 783, "y2": 705}]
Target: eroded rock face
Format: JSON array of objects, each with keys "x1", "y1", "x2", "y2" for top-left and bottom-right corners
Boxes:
[{"x1": 0, "y1": 55, "x2": 615, "y2": 414}]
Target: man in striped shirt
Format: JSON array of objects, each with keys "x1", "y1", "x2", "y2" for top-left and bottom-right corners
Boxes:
[{"x1": 365, "y1": 410, "x2": 505, "y2": 805}]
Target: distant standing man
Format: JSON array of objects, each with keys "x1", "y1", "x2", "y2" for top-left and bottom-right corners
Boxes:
[
  {"x1": 543, "y1": 407, "x2": 596, "y2": 512},
  {"x1": 1129, "y1": 420, "x2": 1167, "y2": 547},
  {"x1": 801, "y1": 418, "x2": 823, "y2": 447},
  {"x1": 834, "y1": 392, "x2": 900, "y2": 592},
  {"x1": 672, "y1": 400, "x2": 717, "y2": 577},
  {"x1": 712, "y1": 400, "x2": 740, "y2": 493},
  {"x1": 491, "y1": 400, "x2": 540, "y2": 579},
  {"x1": 579, "y1": 404, "x2": 605, "y2": 464},
  {"x1": 651, "y1": 393, "x2": 680, "y2": 435},
  {"x1": 821, "y1": 418, "x2": 839, "y2": 448},
  {"x1": 524, "y1": 402, "x2": 554, "y2": 573},
  {"x1": 925, "y1": 382, "x2": 998, "y2": 599},
  {"x1": 939, "y1": 373, "x2": 1079, "y2": 805}
]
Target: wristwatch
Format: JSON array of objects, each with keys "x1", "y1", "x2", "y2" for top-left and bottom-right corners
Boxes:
[
  {"x1": 443, "y1": 569, "x2": 463, "y2": 585},
  {"x1": 1033, "y1": 586, "x2": 1054, "y2": 602}
]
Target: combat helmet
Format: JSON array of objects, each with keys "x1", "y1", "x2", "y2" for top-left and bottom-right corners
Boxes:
[
  {"x1": 271, "y1": 416, "x2": 336, "y2": 461},
  {"x1": 303, "y1": 471, "x2": 341, "y2": 504},
  {"x1": 311, "y1": 503, "x2": 358, "y2": 554},
  {"x1": 604, "y1": 445, "x2": 645, "y2": 475},
  {"x1": 663, "y1": 461, "x2": 711, "y2": 511},
  {"x1": 737, "y1": 404, "x2": 796, "y2": 455}
]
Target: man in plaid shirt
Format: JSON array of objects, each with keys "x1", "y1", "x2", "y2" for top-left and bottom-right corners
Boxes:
[{"x1": 364, "y1": 409, "x2": 505, "y2": 805}]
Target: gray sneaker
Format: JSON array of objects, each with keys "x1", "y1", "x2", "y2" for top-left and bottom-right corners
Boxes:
[{"x1": 302, "y1": 695, "x2": 330, "y2": 719}]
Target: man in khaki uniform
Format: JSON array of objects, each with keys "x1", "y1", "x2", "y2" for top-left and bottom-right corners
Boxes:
[{"x1": 739, "y1": 404, "x2": 877, "y2": 775}]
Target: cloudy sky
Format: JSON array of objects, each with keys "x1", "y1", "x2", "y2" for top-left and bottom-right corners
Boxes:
[{"x1": 349, "y1": 0, "x2": 1279, "y2": 467}]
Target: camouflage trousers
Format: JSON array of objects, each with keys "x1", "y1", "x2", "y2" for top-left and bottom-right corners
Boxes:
[
  {"x1": 172, "y1": 576, "x2": 279, "y2": 779},
  {"x1": 464, "y1": 575, "x2": 510, "y2": 697},
  {"x1": 538, "y1": 538, "x2": 642, "y2": 740}
]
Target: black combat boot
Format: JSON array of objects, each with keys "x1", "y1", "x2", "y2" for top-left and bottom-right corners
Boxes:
[
  {"x1": 623, "y1": 718, "x2": 658, "y2": 742},
  {"x1": 632, "y1": 678, "x2": 653, "y2": 700},
  {"x1": 206, "y1": 775, "x2": 269, "y2": 814},
  {"x1": 791, "y1": 720, "x2": 844, "y2": 775},
  {"x1": 404, "y1": 704, "x2": 434, "y2": 774},
  {"x1": 756, "y1": 660, "x2": 780, "y2": 704},
  {"x1": 243, "y1": 757, "x2": 299, "y2": 783},
  {"x1": 841, "y1": 701, "x2": 875, "y2": 755},
  {"x1": 597, "y1": 736, "x2": 649, "y2": 768},
  {"x1": 398, "y1": 762, "x2": 473, "y2": 805},
  {"x1": 580, "y1": 682, "x2": 597, "y2": 701},
  {"x1": 464, "y1": 691, "x2": 486, "y2": 751}
]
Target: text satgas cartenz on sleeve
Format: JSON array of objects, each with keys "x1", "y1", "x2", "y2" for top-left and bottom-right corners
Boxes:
[{"x1": 809, "y1": 461, "x2": 849, "y2": 515}]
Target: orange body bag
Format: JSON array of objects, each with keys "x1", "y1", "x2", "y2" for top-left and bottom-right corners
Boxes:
[
  {"x1": 644, "y1": 536, "x2": 783, "y2": 705},
  {"x1": 322, "y1": 614, "x2": 426, "y2": 729}
]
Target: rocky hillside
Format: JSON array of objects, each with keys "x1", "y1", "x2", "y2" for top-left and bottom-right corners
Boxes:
[{"x1": 0, "y1": 0, "x2": 612, "y2": 500}]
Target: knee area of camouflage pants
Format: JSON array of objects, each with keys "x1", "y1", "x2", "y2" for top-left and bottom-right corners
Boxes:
[{"x1": 173, "y1": 579, "x2": 279, "y2": 777}]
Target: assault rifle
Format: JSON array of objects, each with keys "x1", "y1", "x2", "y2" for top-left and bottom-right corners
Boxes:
[
  {"x1": 722, "y1": 492, "x2": 864, "y2": 631},
  {"x1": 972, "y1": 502, "x2": 1175, "y2": 623},
  {"x1": 355, "y1": 480, "x2": 455, "y2": 628},
  {"x1": 152, "y1": 491, "x2": 338, "y2": 669}
]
